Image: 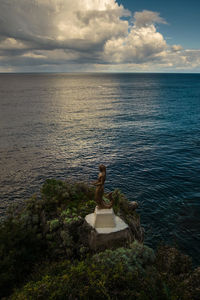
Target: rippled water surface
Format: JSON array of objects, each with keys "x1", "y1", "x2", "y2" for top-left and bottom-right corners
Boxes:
[{"x1": 0, "y1": 73, "x2": 200, "y2": 263}]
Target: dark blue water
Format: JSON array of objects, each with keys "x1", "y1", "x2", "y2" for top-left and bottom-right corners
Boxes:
[{"x1": 0, "y1": 73, "x2": 200, "y2": 263}]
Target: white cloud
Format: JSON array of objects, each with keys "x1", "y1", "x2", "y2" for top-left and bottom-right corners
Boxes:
[
  {"x1": 0, "y1": 1, "x2": 200, "y2": 72},
  {"x1": 0, "y1": 0, "x2": 129, "y2": 49},
  {"x1": 0, "y1": 38, "x2": 27, "y2": 50},
  {"x1": 171, "y1": 45, "x2": 183, "y2": 52},
  {"x1": 104, "y1": 24, "x2": 167, "y2": 63},
  {"x1": 103, "y1": 10, "x2": 200, "y2": 71},
  {"x1": 133, "y1": 10, "x2": 167, "y2": 28},
  {"x1": 103, "y1": 10, "x2": 168, "y2": 65}
]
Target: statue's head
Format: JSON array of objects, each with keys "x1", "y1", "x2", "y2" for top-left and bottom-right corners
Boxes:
[{"x1": 99, "y1": 164, "x2": 106, "y2": 172}]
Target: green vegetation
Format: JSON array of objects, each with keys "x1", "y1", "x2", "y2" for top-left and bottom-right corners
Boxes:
[{"x1": 0, "y1": 179, "x2": 199, "y2": 299}]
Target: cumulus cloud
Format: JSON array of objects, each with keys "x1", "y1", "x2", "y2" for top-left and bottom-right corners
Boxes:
[
  {"x1": 0, "y1": 0, "x2": 128, "y2": 50},
  {"x1": 171, "y1": 45, "x2": 183, "y2": 52},
  {"x1": 104, "y1": 24, "x2": 167, "y2": 63},
  {"x1": 133, "y1": 10, "x2": 167, "y2": 28},
  {"x1": 0, "y1": 0, "x2": 131, "y2": 70},
  {"x1": 0, "y1": 1, "x2": 200, "y2": 71},
  {"x1": 104, "y1": 9, "x2": 200, "y2": 71}
]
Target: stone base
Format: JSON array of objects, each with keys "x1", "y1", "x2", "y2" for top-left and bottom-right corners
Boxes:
[
  {"x1": 94, "y1": 207, "x2": 116, "y2": 228},
  {"x1": 84, "y1": 206, "x2": 132, "y2": 250}
]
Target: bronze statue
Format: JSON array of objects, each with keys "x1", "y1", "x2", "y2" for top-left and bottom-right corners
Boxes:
[{"x1": 92, "y1": 165, "x2": 114, "y2": 209}]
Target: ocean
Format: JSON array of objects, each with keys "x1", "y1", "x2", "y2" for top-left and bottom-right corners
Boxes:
[{"x1": 0, "y1": 73, "x2": 200, "y2": 264}]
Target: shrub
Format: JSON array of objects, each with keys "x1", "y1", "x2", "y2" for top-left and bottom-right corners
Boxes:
[
  {"x1": 13, "y1": 241, "x2": 193, "y2": 300},
  {"x1": 0, "y1": 218, "x2": 44, "y2": 298},
  {"x1": 10, "y1": 243, "x2": 157, "y2": 299},
  {"x1": 0, "y1": 180, "x2": 96, "y2": 296},
  {"x1": 2, "y1": 179, "x2": 198, "y2": 300}
]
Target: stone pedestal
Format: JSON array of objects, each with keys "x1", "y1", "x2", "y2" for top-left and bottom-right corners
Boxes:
[
  {"x1": 94, "y1": 207, "x2": 116, "y2": 228},
  {"x1": 85, "y1": 206, "x2": 132, "y2": 250}
]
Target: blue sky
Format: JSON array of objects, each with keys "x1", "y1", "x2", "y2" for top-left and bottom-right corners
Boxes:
[{"x1": 0, "y1": 0, "x2": 200, "y2": 72}]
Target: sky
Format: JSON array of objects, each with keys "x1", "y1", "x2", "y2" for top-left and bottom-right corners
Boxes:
[{"x1": 0, "y1": 0, "x2": 200, "y2": 73}]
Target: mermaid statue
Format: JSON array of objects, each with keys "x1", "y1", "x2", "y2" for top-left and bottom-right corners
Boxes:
[{"x1": 92, "y1": 165, "x2": 114, "y2": 209}]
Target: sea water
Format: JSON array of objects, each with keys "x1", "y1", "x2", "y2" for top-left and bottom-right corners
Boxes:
[{"x1": 0, "y1": 73, "x2": 200, "y2": 263}]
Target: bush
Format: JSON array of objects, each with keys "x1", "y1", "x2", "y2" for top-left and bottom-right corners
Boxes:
[
  {"x1": 0, "y1": 218, "x2": 44, "y2": 298},
  {"x1": 12, "y1": 241, "x2": 198, "y2": 300},
  {"x1": 10, "y1": 242, "x2": 157, "y2": 299},
  {"x1": 0, "y1": 180, "x2": 95, "y2": 297},
  {"x1": 1, "y1": 179, "x2": 198, "y2": 299}
]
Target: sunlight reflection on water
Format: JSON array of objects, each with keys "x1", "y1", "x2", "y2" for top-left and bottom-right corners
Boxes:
[{"x1": 0, "y1": 73, "x2": 200, "y2": 263}]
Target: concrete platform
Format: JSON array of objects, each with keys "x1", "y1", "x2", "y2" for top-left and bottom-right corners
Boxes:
[
  {"x1": 84, "y1": 206, "x2": 131, "y2": 250},
  {"x1": 94, "y1": 206, "x2": 116, "y2": 228}
]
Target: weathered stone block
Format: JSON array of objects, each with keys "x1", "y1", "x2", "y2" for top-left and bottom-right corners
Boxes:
[
  {"x1": 94, "y1": 207, "x2": 116, "y2": 228},
  {"x1": 84, "y1": 206, "x2": 133, "y2": 250}
]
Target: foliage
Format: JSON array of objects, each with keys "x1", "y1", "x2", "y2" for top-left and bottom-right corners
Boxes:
[
  {"x1": 10, "y1": 241, "x2": 200, "y2": 300},
  {"x1": 0, "y1": 179, "x2": 199, "y2": 299},
  {"x1": 112, "y1": 189, "x2": 143, "y2": 242},
  {"x1": 92, "y1": 241, "x2": 155, "y2": 273},
  {"x1": 0, "y1": 180, "x2": 95, "y2": 298},
  {"x1": 154, "y1": 245, "x2": 199, "y2": 300},
  {"x1": 9, "y1": 242, "x2": 156, "y2": 299},
  {"x1": 40, "y1": 179, "x2": 95, "y2": 218},
  {"x1": 0, "y1": 217, "x2": 44, "y2": 298}
]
